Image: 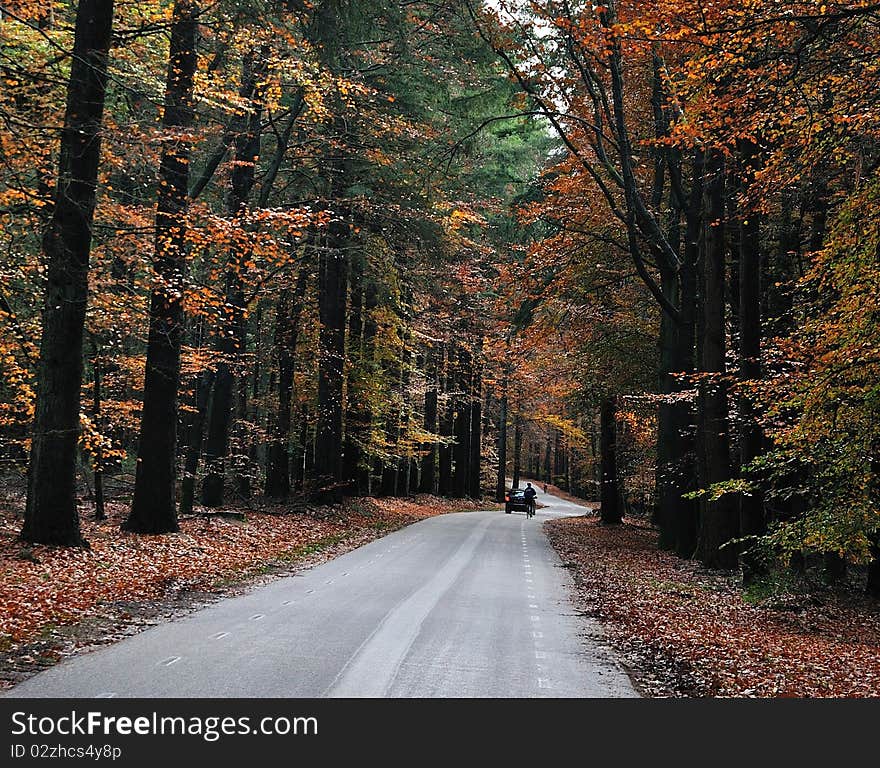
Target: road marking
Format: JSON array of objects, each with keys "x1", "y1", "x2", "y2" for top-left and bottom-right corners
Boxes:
[
  {"x1": 533, "y1": 631, "x2": 543, "y2": 638},
  {"x1": 213, "y1": 631, "x2": 229, "y2": 639},
  {"x1": 282, "y1": 600, "x2": 293, "y2": 605},
  {"x1": 306, "y1": 589, "x2": 314, "y2": 594},
  {"x1": 250, "y1": 614, "x2": 264, "y2": 621},
  {"x1": 96, "y1": 692, "x2": 116, "y2": 698},
  {"x1": 535, "y1": 651, "x2": 547, "y2": 659},
  {"x1": 161, "y1": 656, "x2": 181, "y2": 666},
  {"x1": 327, "y1": 515, "x2": 496, "y2": 697},
  {"x1": 538, "y1": 678, "x2": 551, "y2": 689},
  {"x1": 326, "y1": 579, "x2": 334, "y2": 585},
  {"x1": 525, "y1": 578, "x2": 533, "y2": 583},
  {"x1": 530, "y1": 615, "x2": 540, "y2": 622},
  {"x1": 529, "y1": 603, "x2": 538, "y2": 608}
]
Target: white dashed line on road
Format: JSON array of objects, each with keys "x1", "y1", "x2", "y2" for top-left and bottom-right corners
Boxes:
[
  {"x1": 250, "y1": 614, "x2": 264, "y2": 621},
  {"x1": 160, "y1": 656, "x2": 181, "y2": 667},
  {"x1": 213, "y1": 632, "x2": 229, "y2": 640}
]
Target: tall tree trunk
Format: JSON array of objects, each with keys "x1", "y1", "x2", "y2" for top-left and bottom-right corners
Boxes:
[
  {"x1": 179, "y1": 369, "x2": 214, "y2": 516},
  {"x1": 125, "y1": 0, "x2": 197, "y2": 533},
  {"x1": 202, "y1": 50, "x2": 267, "y2": 507},
  {"x1": 695, "y1": 150, "x2": 737, "y2": 568},
  {"x1": 543, "y1": 435, "x2": 552, "y2": 485},
  {"x1": 92, "y1": 352, "x2": 106, "y2": 522},
  {"x1": 395, "y1": 340, "x2": 412, "y2": 497},
  {"x1": 438, "y1": 345, "x2": 454, "y2": 495},
  {"x1": 738, "y1": 140, "x2": 765, "y2": 581},
  {"x1": 313, "y1": 221, "x2": 348, "y2": 500},
  {"x1": 600, "y1": 397, "x2": 622, "y2": 524},
  {"x1": 265, "y1": 265, "x2": 309, "y2": 497},
  {"x1": 357, "y1": 278, "x2": 379, "y2": 493},
  {"x1": 452, "y1": 347, "x2": 471, "y2": 498},
  {"x1": 468, "y1": 358, "x2": 482, "y2": 499},
  {"x1": 420, "y1": 347, "x2": 439, "y2": 494},
  {"x1": 512, "y1": 411, "x2": 522, "y2": 489},
  {"x1": 663, "y1": 150, "x2": 702, "y2": 558},
  {"x1": 234, "y1": 303, "x2": 257, "y2": 500},
  {"x1": 495, "y1": 362, "x2": 509, "y2": 501},
  {"x1": 655, "y1": 262, "x2": 681, "y2": 545},
  {"x1": 23, "y1": 0, "x2": 115, "y2": 546},
  {"x1": 342, "y1": 253, "x2": 366, "y2": 494}
]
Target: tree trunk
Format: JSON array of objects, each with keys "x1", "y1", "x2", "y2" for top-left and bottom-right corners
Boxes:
[
  {"x1": 23, "y1": 0, "x2": 115, "y2": 546},
  {"x1": 666, "y1": 150, "x2": 702, "y2": 558},
  {"x1": 543, "y1": 435, "x2": 552, "y2": 485},
  {"x1": 313, "y1": 220, "x2": 348, "y2": 500},
  {"x1": 125, "y1": 0, "x2": 197, "y2": 534},
  {"x1": 179, "y1": 369, "x2": 214, "y2": 516},
  {"x1": 420, "y1": 347, "x2": 439, "y2": 493},
  {"x1": 201, "y1": 50, "x2": 267, "y2": 507},
  {"x1": 468, "y1": 360, "x2": 482, "y2": 499},
  {"x1": 695, "y1": 150, "x2": 737, "y2": 568},
  {"x1": 342, "y1": 254, "x2": 366, "y2": 494},
  {"x1": 738, "y1": 140, "x2": 765, "y2": 581},
  {"x1": 512, "y1": 412, "x2": 522, "y2": 489},
  {"x1": 395, "y1": 340, "x2": 413, "y2": 497},
  {"x1": 495, "y1": 364, "x2": 509, "y2": 501},
  {"x1": 600, "y1": 397, "x2": 622, "y2": 524},
  {"x1": 265, "y1": 265, "x2": 309, "y2": 497},
  {"x1": 438, "y1": 345, "x2": 454, "y2": 495},
  {"x1": 452, "y1": 347, "x2": 471, "y2": 498},
  {"x1": 92, "y1": 353, "x2": 106, "y2": 521}
]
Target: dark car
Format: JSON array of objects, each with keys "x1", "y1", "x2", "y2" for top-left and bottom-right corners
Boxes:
[{"x1": 505, "y1": 488, "x2": 530, "y2": 514}]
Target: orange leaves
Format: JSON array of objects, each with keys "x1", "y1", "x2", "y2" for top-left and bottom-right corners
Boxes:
[{"x1": 549, "y1": 517, "x2": 880, "y2": 697}]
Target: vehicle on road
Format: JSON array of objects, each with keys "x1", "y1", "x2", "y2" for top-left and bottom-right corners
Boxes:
[{"x1": 505, "y1": 488, "x2": 535, "y2": 517}]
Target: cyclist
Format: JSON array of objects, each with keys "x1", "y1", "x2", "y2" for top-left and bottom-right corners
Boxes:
[{"x1": 523, "y1": 482, "x2": 537, "y2": 518}]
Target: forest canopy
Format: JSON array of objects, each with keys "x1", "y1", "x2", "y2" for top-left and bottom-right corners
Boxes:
[{"x1": 0, "y1": 0, "x2": 879, "y2": 595}]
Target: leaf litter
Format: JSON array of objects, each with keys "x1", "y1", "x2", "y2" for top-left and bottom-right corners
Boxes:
[{"x1": 546, "y1": 516, "x2": 880, "y2": 698}]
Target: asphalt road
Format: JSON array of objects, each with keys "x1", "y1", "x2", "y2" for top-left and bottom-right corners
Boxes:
[{"x1": 4, "y1": 486, "x2": 637, "y2": 698}]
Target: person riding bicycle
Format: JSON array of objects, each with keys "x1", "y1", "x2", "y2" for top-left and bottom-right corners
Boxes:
[{"x1": 523, "y1": 482, "x2": 537, "y2": 517}]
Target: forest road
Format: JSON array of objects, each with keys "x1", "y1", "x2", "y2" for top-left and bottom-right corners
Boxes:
[{"x1": 3, "y1": 487, "x2": 636, "y2": 698}]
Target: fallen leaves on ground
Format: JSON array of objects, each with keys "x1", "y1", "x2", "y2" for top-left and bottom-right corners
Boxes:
[
  {"x1": 0, "y1": 494, "x2": 486, "y2": 657},
  {"x1": 546, "y1": 516, "x2": 880, "y2": 698}
]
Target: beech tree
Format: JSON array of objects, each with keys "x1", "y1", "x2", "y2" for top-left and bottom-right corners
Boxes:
[
  {"x1": 22, "y1": 0, "x2": 115, "y2": 546},
  {"x1": 125, "y1": 0, "x2": 198, "y2": 534}
]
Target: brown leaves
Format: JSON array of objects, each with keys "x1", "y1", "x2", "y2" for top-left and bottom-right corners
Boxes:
[{"x1": 548, "y1": 517, "x2": 880, "y2": 697}]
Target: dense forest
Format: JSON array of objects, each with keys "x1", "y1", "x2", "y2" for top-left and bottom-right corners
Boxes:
[{"x1": 1, "y1": 0, "x2": 879, "y2": 595}]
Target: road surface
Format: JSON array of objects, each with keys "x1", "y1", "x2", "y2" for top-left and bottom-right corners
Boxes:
[{"x1": 4, "y1": 486, "x2": 636, "y2": 698}]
